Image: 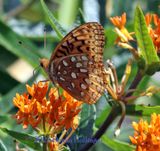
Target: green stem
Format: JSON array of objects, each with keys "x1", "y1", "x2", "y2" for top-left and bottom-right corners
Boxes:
[
  {"x1": 43, "y1": 116, "x2": 46, "y2": 133},
  {"x1": 42, "y1": 116, "x2": 48, "y2": 151},
  {"x1": 43, "y1": 141, "x2": 47, "y2": 151}
]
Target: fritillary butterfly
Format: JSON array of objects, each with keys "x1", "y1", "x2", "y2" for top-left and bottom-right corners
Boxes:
[{"x1": 40, "y1": 22, "x2": 107, "y2": 104}]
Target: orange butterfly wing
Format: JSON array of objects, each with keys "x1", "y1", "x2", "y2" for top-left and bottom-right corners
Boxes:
[
  {"x1": 48, "y1": 22, "x2": 106, "y2": 104},
  {"x1": 50, "y1": 22, "x2": 105, "y2": 60}
]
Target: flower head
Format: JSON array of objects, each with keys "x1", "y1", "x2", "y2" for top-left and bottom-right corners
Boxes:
[
  {"x1": 110, "y1": 13, "x2": 134, "y2": 43},
  {"x1": 110, "y1": 13, "x2": 126, "y2": 29},
  {"x1": 13, "y1": 81, "x2": 83, "y2": 150},
  {"x1": 130, "y1": 113, "x2": 160, "y2": 151}
]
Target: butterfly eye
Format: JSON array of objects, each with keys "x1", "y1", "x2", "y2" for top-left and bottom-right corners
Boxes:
[{"x1": 40, "y1": 62, "x2": 44, "y2": 67}]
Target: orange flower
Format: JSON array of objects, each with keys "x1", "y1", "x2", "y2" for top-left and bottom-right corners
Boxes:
[
  {"x1": 110, "y1": 13, "x2": 126, "y2": 29},
  {"x1": 48, "y1": 89, "x2": 82, "y2": 130},
  {"x1": 153, "y1": 14, "x2": 160, "y2": 26},
  {"x1": 145, "y1": 13, "x2": 152, "y2": 26},
  {"x1": 49, "y1": 141, "x2": 60, "y2": 151},
  {"x1": 60, "y1": 101, "x2": 81, "y2": 130},
  {"x1": 130, "y1": 113, "x2": 160, "y2": 151},
  {"x1": 145, "y1": 13, "x2": 160, "y2": 53},
  {"x1": 26, "y1": 82, "x2": 48, "y2": 102},
  {"x1": 13, "y1": 93, "x2": 35, "y2": 113},
  {"x1": 110, "y1": 13, "x2": 134, "y2": 43},
  {"x1": 13, "y1": 93, "x2": 39, "y2": 129}
]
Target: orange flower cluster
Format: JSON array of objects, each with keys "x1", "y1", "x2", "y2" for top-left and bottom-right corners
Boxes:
[
  {"x1": 145, "y1": 13, "x2": 160, "y2": 53},
  {"x1": 110, "y1": 13, "x2": 160, "y2": 55},
  {"x1": 13, "y1": 82, "x2": 82, "y2": 130},
  {"x1": 110, "y1": 13, "x2": 138, "y2": 59},
  {"x1": 130, "y1": 113, "x2": 160, "y2": 151},
  {"x1": 13, "y1": 82, "x2": 82, "y2": 150},
  {"x1": 110, "y1": 13, "x2": 134, "y2": 43}
]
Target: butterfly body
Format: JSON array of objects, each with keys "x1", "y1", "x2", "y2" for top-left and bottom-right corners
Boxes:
[{"x1": 40, "y1": 22, "x2": 107, "y2": 104}]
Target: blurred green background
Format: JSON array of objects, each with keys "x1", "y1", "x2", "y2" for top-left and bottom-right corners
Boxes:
[{"x1": 0, "y1": 0, "x2": 160, "y2": 151}]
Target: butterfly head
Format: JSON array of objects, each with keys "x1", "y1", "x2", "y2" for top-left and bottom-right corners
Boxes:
[{"x1": 39, "y1": 58, "x2": 49, "y2": 72}]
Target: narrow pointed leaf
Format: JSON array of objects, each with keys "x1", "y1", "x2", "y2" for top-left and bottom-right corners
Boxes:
[
  {"x1": 40, "y1": 0, "x2": 66, "y2": 39},
  {"x1": 0, "y1": 20, "x2": 40, "y2": 67},
  {"x1": 126, "y1": 104, "x2": 160, "y2": 116},
  {"x1": 0, "y1": 127, "x2": 42, "y2": 150},
  {"x1": 134, "y1": 6, "x2": 160, "y2": 70}
]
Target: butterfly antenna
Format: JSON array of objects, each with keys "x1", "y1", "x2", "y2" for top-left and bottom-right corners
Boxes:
[{"x1": 44, "y1": 27, "x2": 47, "y2": 50}]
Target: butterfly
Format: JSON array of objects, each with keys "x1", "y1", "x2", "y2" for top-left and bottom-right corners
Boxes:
[{"x1": 40, "y1": 22, "x2": 108, "y2": 104}]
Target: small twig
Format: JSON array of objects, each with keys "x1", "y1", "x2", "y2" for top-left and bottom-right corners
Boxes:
[
  {"x1": 4, "y1": 0, "x2": 36, "y2": 21},
  {"x1": 78, "y1": 106, "x2": 120, "y2": 151},
  {"x1": 125, "y1": 69, "x2": 143, "y2": 98}
]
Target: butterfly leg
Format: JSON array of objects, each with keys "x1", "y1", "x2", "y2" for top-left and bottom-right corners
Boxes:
[
  {"x1": 39, "y1": 79, "x2": 50, "y2": 83},
  {"x1": 105, "y1": 60, "x2": 119, "y2": 95}
]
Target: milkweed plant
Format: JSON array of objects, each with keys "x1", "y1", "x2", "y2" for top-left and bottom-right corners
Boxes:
[{"x1": 0, "y1": 1, "x2": 160, "y2": 151}]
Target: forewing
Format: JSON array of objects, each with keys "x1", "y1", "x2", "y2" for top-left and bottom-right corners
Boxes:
[
  {"x1": 54, "y1": 54, "x2": 105, "y2": 104},
  {"x1": 50, "y1": 22, "x2": 105, "y2": 61}
]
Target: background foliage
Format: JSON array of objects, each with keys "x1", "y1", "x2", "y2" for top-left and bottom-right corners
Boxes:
[{"x1": 0, "y1": 0, "x2": 160, "y2": 151}]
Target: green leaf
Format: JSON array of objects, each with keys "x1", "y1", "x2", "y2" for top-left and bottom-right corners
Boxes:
[
  {"x1": 40, "y1": 0, "x2": 65, "y2": 39},
  {"x1": 69, "y1": 104, "x2": 96, "y2": 151},
  {"x1": 100, "y1": 134, "x2": 135, "y2": 151},
  {"x1": 0, "y1": 20, "x2": 40, "y2": 67},
  {"x1": 146, "y1": 62, "x2": 160, "y2": 75},
  {"x1": 96, "y1": 104, "x2": 160, "y2": 125},
  {"x1": 0, "y1": 139, "x2": 7, "y2": 151},
  {"x1": 95, "y1": 105, "x2": 111, "y2": 127},
  {"x1": 58, "y1": 0, "x2": 80, "y2": 27},
  {"x1": 126, "y1": 104, "x2": 160, "y2": 116},
  {"x1": 77, "y1": 8, "x2": 86, "y2": 24},
  {"x1": 0, "y1": 115, "x2": 10, "y2": 124},
  {"x1": 79, "y1": 104, "x2": 96, "y2": 132},
  {"x1": 133, "y1": 75, "x2": 150, "y2": 96},
  {"x1": 134, "y1": 6, "x2": 160, "y2": 73},
  {"x1": 0, "y1": 127, "x2": 41, "y2": 151}
]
